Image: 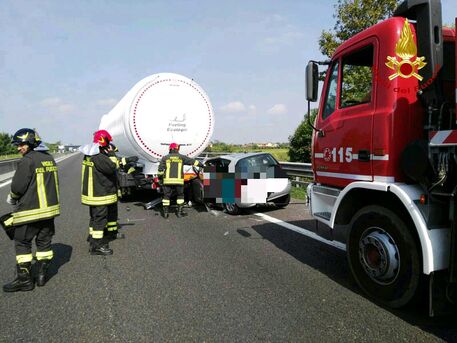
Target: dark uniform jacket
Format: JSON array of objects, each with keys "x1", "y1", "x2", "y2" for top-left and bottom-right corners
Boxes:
[
  {"x1": 158, "y1": 152, "x2": 201, "y2": 185},
  {"x1": 81, "y1": 153, "x2": 117, "y2": 206},
  {"x1": 9, "y1": 150, "x2": 60, "y2": 225}
]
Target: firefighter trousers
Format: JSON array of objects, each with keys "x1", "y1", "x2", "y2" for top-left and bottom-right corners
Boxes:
[
  {"x1": 89, "y1": 203, "x2": 118, "y2": 240},
  {"x1": 162, "y1": 185, "x2": 184, "y2": 207},
  {"x1": 14, "y1": 219, "x2": 55, "y2": 264}
]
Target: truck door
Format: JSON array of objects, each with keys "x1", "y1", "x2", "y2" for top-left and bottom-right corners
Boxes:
[{"x1": 314, "y1": 41, "x2": 377, "y2": 188}]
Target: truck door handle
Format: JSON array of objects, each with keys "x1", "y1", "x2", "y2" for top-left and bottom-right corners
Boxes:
[{"x1": 358, "y1": 150, "x2": 370, "y2": 162}]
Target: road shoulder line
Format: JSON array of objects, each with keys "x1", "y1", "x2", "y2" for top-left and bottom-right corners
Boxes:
[{"x1": 254, "y1": 212, "x2": 346, "y2": 251}]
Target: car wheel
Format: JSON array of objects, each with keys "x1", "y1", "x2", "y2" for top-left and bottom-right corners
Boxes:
[
  {"x1": 273, "y1": 194, "x2": 290, "y2": 208},
  {"x1": 347, "y1": 205, "x2": 421, "y2": 308},
  {"x1": 224, "y1": 203, "x2": 240, "y2": 215}
]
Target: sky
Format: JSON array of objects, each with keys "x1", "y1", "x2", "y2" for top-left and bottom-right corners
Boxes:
[{"x1": 1, "y1": 0, "x2": 456, "y2": 145}]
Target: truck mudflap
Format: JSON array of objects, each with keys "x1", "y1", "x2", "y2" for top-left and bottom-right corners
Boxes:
[{"x1": 429, "y1": 270, "x2": 457, "y2": 316}]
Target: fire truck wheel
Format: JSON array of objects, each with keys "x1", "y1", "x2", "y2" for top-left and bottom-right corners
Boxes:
[{"x1": 347, "y1": 205, "x2": 421, "y2": 308}]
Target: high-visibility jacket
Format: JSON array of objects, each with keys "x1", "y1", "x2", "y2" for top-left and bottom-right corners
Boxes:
[
  {"x1": 158, "y1": 152, "x2": 201, "y2": 185},
  {"x1": 81, "y1": 153, "x2": 117, "y2": 206},
  {"x1": 9, "y1": 150, "x2": 60, "y2": 226}
]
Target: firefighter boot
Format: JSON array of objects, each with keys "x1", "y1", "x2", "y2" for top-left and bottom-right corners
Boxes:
[
  {"x1": 3, "y1": 263, "x2": 35, "y2": 292},
  {"x1": 176, "y1": 205, "x2": 187, "y2": 218},
  {"x1": 162, "y1": 206, "x2": 169, "y2": 219},
  {"x1": 90, "y1": 240, "x2": 113, "y2": 256},
  {"x1": 36, "y1": 260, "x2": 50, "y2": 287}
]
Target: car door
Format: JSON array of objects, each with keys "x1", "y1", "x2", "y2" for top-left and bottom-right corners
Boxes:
[{"x1": 314, "y1": 40, "x2": 377, "y2": 187}]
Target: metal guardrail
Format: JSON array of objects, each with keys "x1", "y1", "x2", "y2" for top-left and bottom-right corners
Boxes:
[
  {"x1": 278, "y1": 161, "x2": 312, "y2": 187},
  {"x1": 0, "y1": 158, "x2": 21, "y2": 176}
]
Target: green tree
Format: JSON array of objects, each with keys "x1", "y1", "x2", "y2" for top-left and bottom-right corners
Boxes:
[
  {"x1": 0, "y1": 132, "x2": 16, "y2": 155},
  {"x1": 46, "y1": 141, "x2": 61, "y2": 153},
  {"x1": 319, "y1": 0, "x2": 399, "y2": 58},
  {"x1": 288, "y1": 109, "x2": 317, "y2": 162}
]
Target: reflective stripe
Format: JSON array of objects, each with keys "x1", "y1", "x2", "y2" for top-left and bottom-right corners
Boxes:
[
  {"x1": 54, "y1": 171, "x2": 60, "y2": 202},
  {"x1": 4, "y1": 216, "x2": 14, "y2": 227},
  {"x1": 16, "y1": 254, "x2": 33, "y2": 263},
  {"x1": 36, "y1": 250, "x2": 53, "y2": 260},
  {"x1": 193, "y1": 160, "x2": 200, "y2": 166},
  {"x1": 176, "y1": 199, "x2": 185, "y2": 205},
  {"x1": 163, "y1": 178, "x2": 184, "y2": 185},
  {"x1": 81, "y1": 164, "x2": 86, "y2": 193},
  {"x1": 12, "y1": 205, "x2": 60, "y2": 225},
  {"x1": 81, "y1": 194, "x2": 117, "y2": 205},
  {"x1": 88, "y1": 166, "x2": 93, "y2": 197},
  {"x1": 89, "y1": 227, "x2": 93, "y2": 236},
  {"x1": 10, "y1": 192, "x2": 20, "y2": 199},
  {"x1": 106, "y1": 221, "x2": 117, "y2": 231},
  {"x1": 162, "y1": 199, "x2": 170, "y2": 206},
  {"x1": 127, "y1": 167, "x2": 135, "y2": 174},
  {"x1": 92, "y1": 230, "x2": 103, "y2": 239},
  {"x1": 36, "y1": 172, "x2": 48, "y2": 208},
  {"x1": 166, "y1": 160, "x2": 171, "y2": 180},
  {"x1": 121, "y1": 157, "x2": 127, "y2": 165}
]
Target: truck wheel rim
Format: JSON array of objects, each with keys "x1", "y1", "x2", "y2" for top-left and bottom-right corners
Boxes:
[{"x1": 358, "y1": 228, "x2": 400, "y2": 285}]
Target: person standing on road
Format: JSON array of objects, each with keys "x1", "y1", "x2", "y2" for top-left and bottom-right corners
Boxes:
[
  {"x1": 80, "y1": 130, "x2": 118, "y2": 255},
  {"x1": 102, "y1": 143, "x2": 138, "y2": 240},
  {"x1": 3, "y1": 128, "x2": 60, "y2": 292},
  {"x1": 158, "y1": 143, "x2": 203, "y2": 218}
]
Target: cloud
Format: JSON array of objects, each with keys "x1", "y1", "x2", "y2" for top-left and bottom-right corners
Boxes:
[
  {"x1": 267, "y1": 104, "x2": 287, "y2": 115},
  {"x1": 96, "y1": 98, "x2": 118, "y2": 107},
  {"x1": 39, "y1": 97, "x2": 76, "y2": 113},
  {"x1": 220, "y1": 101, "x2": 246, "y2": 113},
  {"x1": 263, "y1": 31, "x2": 304, "y2": 46}
]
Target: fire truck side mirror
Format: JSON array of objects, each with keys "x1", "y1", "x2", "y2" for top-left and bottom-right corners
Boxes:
[{"x1": 306, "y1": 61, "x2": 318, "y2": 102}]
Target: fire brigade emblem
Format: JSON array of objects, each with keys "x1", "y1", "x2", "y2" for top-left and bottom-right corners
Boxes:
[
  {"x1": 385, "y1": 19, "x2": 426, "y2": 81},
  {"x1": 323, "y1": 148, "x2": 332, "y2": 162}
]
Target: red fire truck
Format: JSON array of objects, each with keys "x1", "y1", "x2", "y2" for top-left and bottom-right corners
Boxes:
[{"x1": 306, "y1": 0, "x2": 456, "y2": 315}]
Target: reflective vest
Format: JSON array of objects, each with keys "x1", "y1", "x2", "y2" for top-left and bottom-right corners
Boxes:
[
  {"x1": 81, "y1": 153, "x2": 117, "y2": 206},
  {"x1": 158, "y1": 153, "x2": 201, "y2": 185},
  {"x1": 9, "y1": 151, "x2": 60, "y2": 225}
]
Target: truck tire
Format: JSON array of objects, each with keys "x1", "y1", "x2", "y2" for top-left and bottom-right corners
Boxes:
[{"x1": 347, "y1": 205, "x2": 421, "y2": 308}]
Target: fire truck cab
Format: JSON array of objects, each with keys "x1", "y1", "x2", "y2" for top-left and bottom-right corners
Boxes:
[{"x1": 306, "y1": 0, "x2": 456, "y2": 314}]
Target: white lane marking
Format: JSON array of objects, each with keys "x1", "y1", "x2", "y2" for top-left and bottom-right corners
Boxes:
[
  {"x1": 254, "y1": 212, "x2": 346, "y2": 251},
  {"x1": 0, "y1": 153, "x2": 78, "y2": 189}
]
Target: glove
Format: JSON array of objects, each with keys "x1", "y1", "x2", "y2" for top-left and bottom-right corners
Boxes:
[{"x1": 6, "y1": 194, "x2": 17, "y2": 205}]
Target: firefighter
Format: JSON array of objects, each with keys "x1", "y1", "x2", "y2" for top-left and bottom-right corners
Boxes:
[
  {"x1": 3, "y1": 128, "x2": 60, "y2": 292},
  {"x1": 158, "y1": 143, "x2": 203, "y2": 218},
  {"x1": 103, "y1": 143, "x2": 137, "y2": 240},
  {"x1": 80, "y1": 130, "x2": 118, "y2": 255}
]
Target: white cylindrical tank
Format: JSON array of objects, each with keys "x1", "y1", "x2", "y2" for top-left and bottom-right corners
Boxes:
[{"x1": 99, "y1": 73, "x2": 214, "y2": 174}]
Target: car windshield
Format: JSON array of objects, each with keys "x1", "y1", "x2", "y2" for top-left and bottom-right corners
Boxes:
[
  {"x1": 205, "y1": 158, "x2": 230, "y2": 171},
  {"x1": 236, "y1": 154, "x2": 278, "y2": 171}
]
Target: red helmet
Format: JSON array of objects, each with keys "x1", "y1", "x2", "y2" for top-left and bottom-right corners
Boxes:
[
  {"x1": 169, "y1": 142, "x2": 179, "y2": 151},
  {"x1": 93, "y1": 130, "x2": 112, "y2": 147}
]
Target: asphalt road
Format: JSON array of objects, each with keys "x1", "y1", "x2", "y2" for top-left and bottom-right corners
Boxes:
[{"x1": 0, "y1": 154, "x2": 456, "y2": 342}]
